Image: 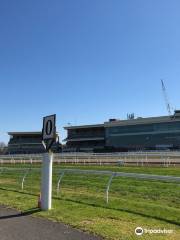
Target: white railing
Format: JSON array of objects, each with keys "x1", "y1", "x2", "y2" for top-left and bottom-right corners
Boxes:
[
  {"x1": 56, "y1": 168, "x2": 180, "y2": 203},
  {"x1": 0, "y1": 151, "x2": 180, "y2": 166},
  {"x1": 0, "y1": 167, "x2": 180, "y2": 204}
]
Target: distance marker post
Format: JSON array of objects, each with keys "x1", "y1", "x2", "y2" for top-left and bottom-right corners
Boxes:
[
  {"x1": 41, "y1": 114, "x2": 56, "y2": 211},
  {"x1": 41, "y1": 151, "x2": 53, "y2": 210}
]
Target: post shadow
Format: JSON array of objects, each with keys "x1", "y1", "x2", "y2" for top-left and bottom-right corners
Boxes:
[{"x1": 0, "y1": 207, "x2": 41, "y2": 220}]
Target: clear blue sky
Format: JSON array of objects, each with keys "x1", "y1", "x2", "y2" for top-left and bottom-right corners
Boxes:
[{"x1": 1, "y1": 0, "x2": 180, "y2": 143}]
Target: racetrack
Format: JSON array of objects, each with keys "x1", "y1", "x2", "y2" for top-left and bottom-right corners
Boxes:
[{"x1": 0, "y1": 165, "x2": 180, "y2": 239}]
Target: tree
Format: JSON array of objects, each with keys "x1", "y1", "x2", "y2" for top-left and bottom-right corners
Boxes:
[{"x1": 0, "y1": 142, "x2": 7, "y2": 154}]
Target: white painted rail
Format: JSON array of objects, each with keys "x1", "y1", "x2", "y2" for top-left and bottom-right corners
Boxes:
[
  {"x1": 0, "y1": 151, "x2": 180, "y2": 165},
  {"x1": 56, "y1": 168, "x2": 180, "y2": 204}
]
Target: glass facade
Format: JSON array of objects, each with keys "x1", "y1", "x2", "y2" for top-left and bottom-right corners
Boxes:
[
  {"x1": 106, "y1": 121, "x2": 180, "y2": 150},
  {"x1": 107, "y1": 122, "x2": 180, "y2": 135}
]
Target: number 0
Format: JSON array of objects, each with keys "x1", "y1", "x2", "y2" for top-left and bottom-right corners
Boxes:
[{"x1": 46, "y1": 120, "x2": 53, "y2": 135}]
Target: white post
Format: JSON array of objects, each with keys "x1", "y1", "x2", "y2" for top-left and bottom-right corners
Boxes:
[{"x1": 41, "y1": 152, "x2": 53, "y2": 210}]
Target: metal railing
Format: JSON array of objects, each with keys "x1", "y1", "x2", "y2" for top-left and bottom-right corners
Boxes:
[
  {"x1": 55, "y1": 168, "x2": 180, "y2": 204},
  {"x1": 0, "y1": 151, "x2": 180, "y2": 166},
  {"x1": 0, "y1": 167, "x2": 180, "y2": 204}
]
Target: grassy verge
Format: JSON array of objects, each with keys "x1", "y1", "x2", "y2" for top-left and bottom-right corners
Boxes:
[{"x1": 0, "y1": 165, "x2": 180, "y2": 240}]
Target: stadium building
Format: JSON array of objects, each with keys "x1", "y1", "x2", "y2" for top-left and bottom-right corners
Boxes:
[
  {"x1": 64, "y1": 124, "x2": 105, "y2": 152},
  {"x1": 7, "y1": 132, "x2": 61, "y2": 154},
  {"x1": 64, "y1": 110, "x2": 180, "y2": 152}
]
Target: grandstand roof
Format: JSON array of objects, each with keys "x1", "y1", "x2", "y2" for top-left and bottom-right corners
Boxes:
[
  {"x1": 8, "y1": 132, "x2": 42, "y2": 136},
  {"x1": 64, "y1": 111, "x2": 180, "y2": 129}
]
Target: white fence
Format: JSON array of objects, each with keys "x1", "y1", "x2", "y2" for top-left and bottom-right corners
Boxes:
[
  {"x1": 0, "y1": 151, "x2": 180, "y2": 166},
  {"x1": 0, "y1": 167, "x2": 180, "y2": 204}
]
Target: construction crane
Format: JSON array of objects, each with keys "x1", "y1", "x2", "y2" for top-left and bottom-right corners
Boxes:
[{"x1": 161, "y1": 79, "x2": 172, "y2": 116}]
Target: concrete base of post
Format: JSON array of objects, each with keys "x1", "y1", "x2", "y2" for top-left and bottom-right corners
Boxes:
[{"x1": 41, "y1": 152, "x2": 53, "y2": 210}]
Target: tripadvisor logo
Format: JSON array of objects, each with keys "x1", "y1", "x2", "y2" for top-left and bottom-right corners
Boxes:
[
  {"x1": 135, "y1": 227, "x2": 173, "y2": 236},
  {"x1": 135, "y1": 227, "x2": 143, "y2": 236}
]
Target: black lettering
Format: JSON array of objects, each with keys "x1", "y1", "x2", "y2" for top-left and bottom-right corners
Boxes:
[{"x1": 46, "y1": 120, "x2": 52, "y2": 135}]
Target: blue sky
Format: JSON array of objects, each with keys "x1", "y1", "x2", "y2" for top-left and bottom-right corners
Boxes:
[{"x1": 0, "y1": 0, "x2": 180, "y2": 143}]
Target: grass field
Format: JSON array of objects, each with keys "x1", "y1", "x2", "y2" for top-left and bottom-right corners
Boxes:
[{"x1": 0, "y1": 164, "x2": 180, "y2": 240}]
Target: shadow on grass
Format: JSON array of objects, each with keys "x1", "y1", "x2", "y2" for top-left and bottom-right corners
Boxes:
[
  {"x1": 0, "y1": 207, "x2": 41, "y2": 220},
  {"x1": 1, "y1": 187, "x2": 180, "y2": 227},
  {"x1": 54, "y1": 197, "x2": 180, "y2": 227},
  {"x1": 0, "y1": 187, "x2": 37, "y2": 196}
]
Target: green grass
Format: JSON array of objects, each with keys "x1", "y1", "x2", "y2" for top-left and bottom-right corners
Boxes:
[{"x1": 0, "y1": 164, "x2": 180, "y2": 240}]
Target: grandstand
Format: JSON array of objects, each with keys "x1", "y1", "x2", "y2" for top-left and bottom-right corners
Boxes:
[
  {"x1": 7, "y1": 132, "x2": 61, "y2": 154},
  {"x1": 64, "y1": 110, "x2": 180, "y2": 152}
]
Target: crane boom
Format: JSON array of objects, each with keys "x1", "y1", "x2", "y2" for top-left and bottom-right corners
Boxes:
[{"x1": 161, "y1": 79, "x2": 172, "y2": 116}]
